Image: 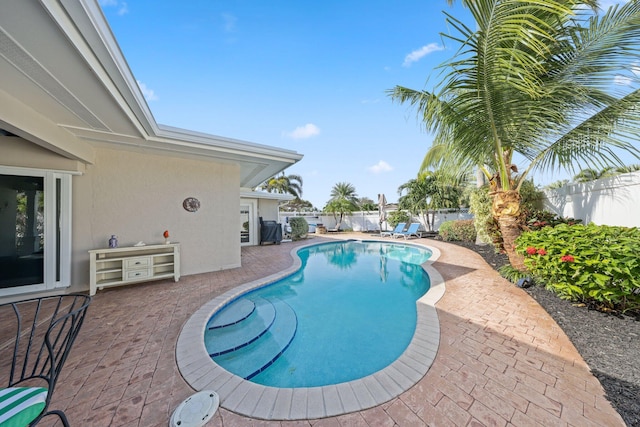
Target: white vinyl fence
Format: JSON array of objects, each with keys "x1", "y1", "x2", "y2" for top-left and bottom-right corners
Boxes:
[
  {"x1": 279, "y1": 171, "x2": 640, "y2": 235},
  {"x1": 543, "y1": 171, "x2": 640, "y2": 228},
  {"x1": 279, "y1": 209, "x2": 472, "y2": 233}
]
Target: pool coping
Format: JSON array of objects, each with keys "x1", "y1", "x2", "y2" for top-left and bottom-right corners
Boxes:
[{"x1": 175, "y1": 238, "x2": 445, "y2": 420}]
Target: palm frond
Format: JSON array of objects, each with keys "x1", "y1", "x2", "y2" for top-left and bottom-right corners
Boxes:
[
  {"x1": 391, "y1": 0, "x2": 640, "y2": 193},
  {"x1": 532, "y1": 88, "x2": 640, "y2": 174}
]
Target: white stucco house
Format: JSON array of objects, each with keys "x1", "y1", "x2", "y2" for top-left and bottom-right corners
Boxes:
[{"x1": 0, "y1": 0, "x2": 302, "y2": 300}]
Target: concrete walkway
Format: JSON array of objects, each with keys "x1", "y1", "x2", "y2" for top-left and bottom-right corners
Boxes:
[{"x1": 46, "y1": 234, "x2": 624, "y2": 426}]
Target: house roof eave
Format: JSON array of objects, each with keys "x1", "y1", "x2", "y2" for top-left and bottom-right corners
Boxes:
[
  {"x1": 240, "y1": 190, "x2": 296, "y2": 202},
  {"x1": 0, "y1": 0, "x2": 302, "y2": 185}
]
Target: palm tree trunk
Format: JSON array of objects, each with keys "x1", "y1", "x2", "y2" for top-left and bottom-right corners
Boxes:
[
  {"x1": 475, "y1": 168, "x2": 487, "y2": 245},
  {"x1": 336, "y1": 213, "x2": 344, "y2": 230},
  {"x1": 491, "y1": 190, "x2": 526, "y2": 271}
]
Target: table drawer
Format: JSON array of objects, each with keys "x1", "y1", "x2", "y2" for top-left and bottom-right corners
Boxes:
[
  {"x1": 124, "y1": 256, "x2": 151, "y2": 269},
  {"x1": 125, "y1": 268, "x2": 152, "y2": 281}
]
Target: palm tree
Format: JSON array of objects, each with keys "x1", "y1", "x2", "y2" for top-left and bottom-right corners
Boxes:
[
  {"x1": 614, "y1": 164, "x2": 640, "y2": 174},
  {"x1": 545, "y1": 179, "x2": 570, "y2": 190},
  {"x1": 389, "y1": 0, "x2": 640, "y2": 269},
  {"x1": 280, "y1": 197, "x2": 316, "y2": 212},
  {"x1": 259, "y1": 173, "x2": 303, "y2": 198},
  {"x1": 574, "y1": 164, "x2": 640, "y2": 182},
  {"x1": 573, "y1": 167, "x2": 614, "y2": 182},
  {"x1": 324, "y1": 182, "x2": 359, "y2": 230},
  {"x1": 329, "y1": 182, "x2": 359, "y2": 203},
  {"x1": 398, "y1": 172, "x2": 463, "y2": 231},
  {"x1": 358, "y1": 197, "x2": 377, "y2": 212}
]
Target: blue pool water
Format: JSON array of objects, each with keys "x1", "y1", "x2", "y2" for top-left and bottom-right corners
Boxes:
[{"x1": 204, "y1": 240, "x2": 431, "y2": 388}]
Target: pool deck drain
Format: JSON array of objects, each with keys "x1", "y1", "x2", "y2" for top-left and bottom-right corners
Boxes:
[{"x1": 176, "y1": 241, "x2": 444, "y2": 420}]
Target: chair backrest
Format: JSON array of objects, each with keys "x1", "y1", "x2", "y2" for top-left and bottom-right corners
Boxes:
[
  {"x1": 0, "y1": 294, "x2": 91, "y2": 424},
  {"x1": 406, "y1": 223, "x2": 420, "y2": 233},
  {"x1": 393, "y1": 223, "x2": 406, "y2": 233}
]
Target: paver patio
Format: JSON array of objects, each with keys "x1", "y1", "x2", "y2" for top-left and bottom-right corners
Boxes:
[{"x1": 37, "y1": 234, "x2": 624, "y2": 426}]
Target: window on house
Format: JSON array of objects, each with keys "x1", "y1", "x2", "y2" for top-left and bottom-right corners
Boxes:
[{"x1": 240, "y1": 208, "x2": 250, "y2": 243}]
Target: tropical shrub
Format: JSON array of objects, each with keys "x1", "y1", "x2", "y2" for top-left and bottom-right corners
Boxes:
[
  {"x1": 518, "y1": 179, "x2": 544, "y2": 214},
  {"x1": 499, "y1": 264, "x2": 532, "y2": 284},
  {"x1": 525, "y1": 210, "x2": 582, "y2": 231},
  {"x1": 438, "y1": 219, "x2": 477, "y2": 242},
  {"x1": 468, "y1": 187, "x2": 493, "y2": 245},
  {"x1": 516, "y1": 224, "x2": 640, "y2": 313},
  {"x1": 438, "y1": 221, "x2": 454, "y2": 241},
  {"x1": 468, "y1": 181, "x2": 543, "y2": 252},
  {"x1": 387, "y1": 210, "x2": 411, "y2": 228},
  {"x1": 289, "y1": 217, "x2": 309, "y2": 241}
]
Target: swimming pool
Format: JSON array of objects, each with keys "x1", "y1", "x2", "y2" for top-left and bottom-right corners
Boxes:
[
  {"x1": 204, "y1": 240, "x2": 431, "y2": 387},
  {"x1": 176, "y1": 238, "x2": 445, "y2": 420}
]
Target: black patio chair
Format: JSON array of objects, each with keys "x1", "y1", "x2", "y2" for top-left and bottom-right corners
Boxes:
[{"x1": 0, "y1": 294, "x2": 91, "y2": 426}]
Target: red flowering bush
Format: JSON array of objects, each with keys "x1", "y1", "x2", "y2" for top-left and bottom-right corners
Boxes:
[
  {"x1": 516, "y1": 224, "x2": 640, "y2": 313},
  {"x1": 525, "y1": 210, "x2": 582, "y2": 231},
  {"x1": 525, "y1": 246, "x2": 547, "y2": 256}
]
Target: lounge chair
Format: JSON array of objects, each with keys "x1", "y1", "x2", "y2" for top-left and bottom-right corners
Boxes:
[
  {"x1": 381, "y1": 222, "x2": 406, "y2": 237},
  {"x1": 393, "y1": 222, "x2": 421, "y2": 239}
]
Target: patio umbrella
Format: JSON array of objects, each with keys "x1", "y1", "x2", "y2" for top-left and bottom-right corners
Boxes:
[
  {"x1": 378, "y1": 193, "x2": 387, "y2": 232},
  {"x1": 379, "y1": 245, "x2": 389, "y2": 282}
]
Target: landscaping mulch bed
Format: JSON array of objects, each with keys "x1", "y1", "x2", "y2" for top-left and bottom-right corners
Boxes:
[{"x1": 451, "y1": 240, "x2": 640, "y2": 427}]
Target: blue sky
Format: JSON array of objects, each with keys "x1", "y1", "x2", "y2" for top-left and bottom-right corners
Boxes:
[{"x1": 99, "y1": 0, "x2": 631, "y2": 209}]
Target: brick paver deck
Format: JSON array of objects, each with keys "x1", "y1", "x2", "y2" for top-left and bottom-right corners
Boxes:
[{"x1": 41, "y1": 234, "x2": 624, "y2": 426}]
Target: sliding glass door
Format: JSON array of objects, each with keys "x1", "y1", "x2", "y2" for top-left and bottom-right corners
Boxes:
[{"x1": 0, "y1": 167, "x2": 71, "y2": 296}]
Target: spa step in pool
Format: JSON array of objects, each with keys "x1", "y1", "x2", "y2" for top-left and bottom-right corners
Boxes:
[
  {"x1": 207, "y1": 298, "x2": 256, "y2": 329},
  {"x1": 205, "y1": 297, "x2": 276, "y2": 356},
  {"x1": 204, "y1": 297, "x2": 298, "y2": 379}
]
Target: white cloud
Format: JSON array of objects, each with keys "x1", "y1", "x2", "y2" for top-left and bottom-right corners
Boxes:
[
  {"x1": 588, "y1": 0, "x2": 630, "y2": 13},
  {"x1": 368, "y1": 160, "x2": 393, "y2": 174},
  {"x1": 222, "y1": 13, "x2": 237, "y2": 32},
  {"x1": 284, "y1": 123, "x2": 320, "y2": 140},
  {"x1": 137, "y1": 80, "x2": 158, "y2": 101},
  {"x1": 99, "y1": 0, "x2": 128, "y2": 15},
  {"x1": 614, "y1": 75, "x2": 632, "y2": 86},
  {"x1": 599, "y1": 0, "x2": 630, "y2": 9},
  {"x1": 402, "y1": 43, "x2": 444, "y2": 67},
  {"x1": 117, "y1": 2, "x2": 129, "y2": 16},
  {"x1": 614, "y1": 62, "x2": 640, "y2": 86}
]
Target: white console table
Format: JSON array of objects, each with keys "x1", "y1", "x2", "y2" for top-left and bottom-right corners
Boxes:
[{"x1": 89, "y1": 243, "x2": 180, "y2": 296}]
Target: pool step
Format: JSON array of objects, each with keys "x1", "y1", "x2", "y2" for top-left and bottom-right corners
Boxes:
[
  {"x1": 205, "y1": 297, "x2": 275, "y2": 356},
  {"x1": 211, "y1": 298, "x2": 297, "y2": 380},
  {"x1": 207, "y1": 298, "x2": 256, "y2": 329}
]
